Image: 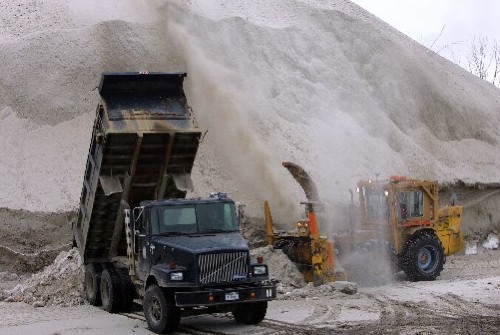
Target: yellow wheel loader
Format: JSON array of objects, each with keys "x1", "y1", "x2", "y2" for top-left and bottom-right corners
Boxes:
[
  {"x1": 265, "y1": 162, "x2": 464, "y2": 284},
  {"x1": 335, "y1": 176, "x2": 464, "y2": 282}
]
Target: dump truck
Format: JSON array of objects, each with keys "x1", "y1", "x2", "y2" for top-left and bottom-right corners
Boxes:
[
  {"x1": 72, "y1": 72, "x2": 276, "y2": 334},
  {"x1": 335, "y1": 176, "x2": 464, "y2": 282}
]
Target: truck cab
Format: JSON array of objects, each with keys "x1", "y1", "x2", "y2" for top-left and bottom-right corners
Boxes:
[{"x1": 123, "y1": 193, "x2": 275, "y2": 333}]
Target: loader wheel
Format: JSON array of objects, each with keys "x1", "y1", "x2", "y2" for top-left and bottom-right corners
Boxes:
[
  {"x1": 401, "y1": 232, "x2": 445, "y2": 281},
  {"x1": 100, "y1": 267, "x2": 121, "y2": 313},
  {"x1": 232, "y1": 301, "x2": 267, "y2": 325},
  {"x1": 85, "y1": 263, "x2": 102, "y2": 306},
  {"x1": 143, "y1": 285, "x2": 180, "y2": 334}
]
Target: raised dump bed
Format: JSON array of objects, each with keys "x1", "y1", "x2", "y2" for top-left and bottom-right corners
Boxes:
[{"x1": 73, "y1": 72, "x2": 201, "y2": 263}]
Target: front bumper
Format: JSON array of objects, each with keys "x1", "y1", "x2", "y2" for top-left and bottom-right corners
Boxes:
[{"x1": 175, "y1": 285, "x2": 276, "y2": 307}]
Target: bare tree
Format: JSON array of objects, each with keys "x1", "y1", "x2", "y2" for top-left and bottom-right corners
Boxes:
[
  {"x1": 426, "y1": 25, "x2": 464, "y2": 55},
  {"x1": 466, "y1": 35, "x2": 500, "y2": 87},
  {"x1": 425, "y1": 27, "x2": 499, "y2": 87},
  {"x1": 467, "y1": 35, "x2": 490, "y2": 80},
  {"x1": 492, "y1": 41, "x2": 500, "y2": 86}
]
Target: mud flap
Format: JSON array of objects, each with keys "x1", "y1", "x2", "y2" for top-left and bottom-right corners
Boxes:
[
  {"x1": 172, "y1": 173, "x2": 194, "y2": 192},
  {"x1": 100, "y1": 175, "x2": 123, "y2": 196}
]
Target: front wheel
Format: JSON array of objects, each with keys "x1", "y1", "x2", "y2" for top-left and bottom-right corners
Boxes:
[
  {"x1": 143, "y1": 285, "x2": 180, "y2": 334},
  {"x1": 401, "y1": 232, "x2": 445, "y2": 281},
  {"x1": 232, "y1": 301, "x2": 268, "y2": 325}
]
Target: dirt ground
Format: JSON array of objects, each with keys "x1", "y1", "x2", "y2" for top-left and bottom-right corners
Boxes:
[
  {"x1": 0, "y1": 248, "x2": 499, "y2": 335},
  {"x1": 0, "y1": 186, "x2": 499, "y2": 334}
]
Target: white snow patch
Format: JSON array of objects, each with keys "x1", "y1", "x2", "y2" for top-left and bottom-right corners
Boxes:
[
  {"x1": 465, "y1": 240, "x2": 478, "y2": 255},
  {"x1": 483, "y1": 233, "x2": 499, "y2": 250}
]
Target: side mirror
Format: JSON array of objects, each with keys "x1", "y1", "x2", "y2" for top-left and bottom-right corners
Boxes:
[
  {"x1": 235, "y1": 202, "x2": 246, "y2": 225},
  {"x1": 450, "y1": 193, "x2": 458, "y2": 206}
]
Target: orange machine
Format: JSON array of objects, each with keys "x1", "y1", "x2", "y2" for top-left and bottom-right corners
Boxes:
[{"x1": 264, "y1": 162, "x2": 343, "y2": 285}]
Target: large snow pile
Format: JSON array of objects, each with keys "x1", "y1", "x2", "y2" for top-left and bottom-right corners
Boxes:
[{"x1": 0, "y1": 0, "x2": 498, "y2": 225}]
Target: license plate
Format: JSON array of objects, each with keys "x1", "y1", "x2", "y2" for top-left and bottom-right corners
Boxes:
[{"x1": 225, "y1": 292, "x2": 239, "y2": 301}]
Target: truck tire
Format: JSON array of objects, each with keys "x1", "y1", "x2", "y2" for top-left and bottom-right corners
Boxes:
[
  {"x1": 232, "y1": 301, "x2": 267, "y2": 325},
  {"x1": 401, "y1": 232, "x2": 445, "y2": 281},
  {"x1": 100, "y1": 267, "x2": 121, "y2": 313},
  {"x1": 116, "y1": 267, "x2": 135, "y2": 312},
  {"x1": 143, "y1": 285, "x2": 180, "y2": 334},
  {"x1": 85, "y1": 263, "x2": 102, "y2": 306}
]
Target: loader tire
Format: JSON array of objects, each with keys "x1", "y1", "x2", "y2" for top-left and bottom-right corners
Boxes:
[
  {"x1": 143, "y1": 285, "x2": 180, "y2": 334},
  {"x1": 401, "y1": 232, "x2": 445, "y2": 282},
  {"x1": 100, "y1": 266, "x2": 121, "y2": 313},
  {"x1": 85, "y1": 263, "x2": 102, "y2": 306},
  {"x1": 233, "y1": 301, "x2": 267, "y2": 325}
]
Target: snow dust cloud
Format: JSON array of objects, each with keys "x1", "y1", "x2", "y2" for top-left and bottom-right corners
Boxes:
[{"x1": 0, "y1": 0, "x2": 499, "y2": 233}]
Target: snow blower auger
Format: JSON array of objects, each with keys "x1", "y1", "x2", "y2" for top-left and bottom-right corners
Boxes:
[{"x1": 264, "y1": 162, "x2": 345, "y2": 285}]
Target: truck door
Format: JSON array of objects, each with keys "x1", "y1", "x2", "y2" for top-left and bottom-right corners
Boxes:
[{"x1": 136, "y1": 209, "x2": 152, "y2": 278}]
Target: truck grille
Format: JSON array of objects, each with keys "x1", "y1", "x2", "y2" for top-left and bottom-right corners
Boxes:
[{"x1": 198, "y1": 251, "x2": 248, "y2": 284}]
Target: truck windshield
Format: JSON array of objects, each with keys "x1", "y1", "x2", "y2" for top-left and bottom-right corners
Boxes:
[
  {"x1": 363, "y1": 187, "x2": 389, "y2": 221},
  {"x1": 150, "y1": 202, "x2": 238, "y2": 235}
]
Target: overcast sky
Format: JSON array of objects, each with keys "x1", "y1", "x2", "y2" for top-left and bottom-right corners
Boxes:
[{"x1": 351, "y1": 0, "x2": 500, "y2": 65}]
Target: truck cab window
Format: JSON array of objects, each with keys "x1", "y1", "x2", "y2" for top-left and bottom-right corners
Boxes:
[
  {"x1": 197, "y1": 202, "x2": 238, "y2": 232},
  {"x1": 151, "y1": 206, "x2": 197, "y2": 234},
  {"x1": 150, "y1": 202, "x2": 238, "y2": 235}
]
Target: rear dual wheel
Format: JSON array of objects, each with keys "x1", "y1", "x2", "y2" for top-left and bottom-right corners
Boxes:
[
  {"x1": 85, "y1": 263, "x2": 134, "y2": 312},
  {"x1": 85, "y1": 263, "x2": 102, "y2": 306},
  {"x1": 100, "y1": 267, "x2": 121, "y2": 313},
  {"x1": 100, "y1": 264, "x2": 135, "y2": 313}
]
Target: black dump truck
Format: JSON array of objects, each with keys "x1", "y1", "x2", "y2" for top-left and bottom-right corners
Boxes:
[{"x1": 72, "y1": 72, "x2": 276, "y2": 333}]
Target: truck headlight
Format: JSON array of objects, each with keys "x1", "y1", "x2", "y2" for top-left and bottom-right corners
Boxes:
[
  {"x1": 252, "y1": 265, "x2": 267, "y2": 276},
  {"x1": 170, "y1": 272, "x2": 183, "y2": 281}
]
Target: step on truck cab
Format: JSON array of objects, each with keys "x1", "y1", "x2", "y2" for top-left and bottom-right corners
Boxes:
[{"x1": 72, "y1": 72, "x2": 276, "y2": 333}]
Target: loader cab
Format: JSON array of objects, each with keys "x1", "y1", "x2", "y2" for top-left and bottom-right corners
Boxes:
[
  {"x1": 357, "y1": 180, "x2": 390, "y2": 228},
  {"x1": 395, "y1": 190, "x2": 424, "y2": 221},
  {"x1": 357, "y1": 178, "x2": 427, "y2": 228}
]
